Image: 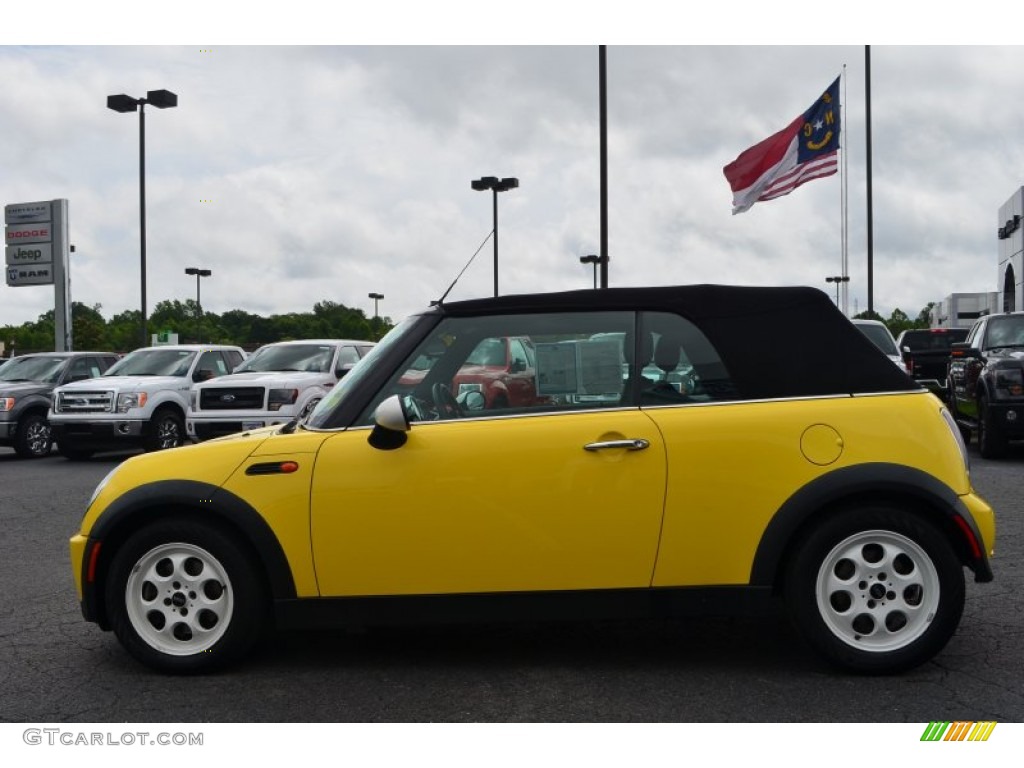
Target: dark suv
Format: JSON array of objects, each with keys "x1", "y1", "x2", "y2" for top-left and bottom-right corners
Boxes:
[
  {"x1": 896, "y1": 328, "x2": 969, "y2": 394},
  {"x1": 0, "y1": 352, "x2": 119, "y2": 458}
]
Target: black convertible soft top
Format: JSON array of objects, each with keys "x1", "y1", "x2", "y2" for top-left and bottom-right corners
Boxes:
[{"x1": 440, "y1": 284, "x2": 920, "y2": 399}]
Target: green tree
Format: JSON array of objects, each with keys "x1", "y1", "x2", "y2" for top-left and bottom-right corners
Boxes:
[{"x1": 72, "y1": 302, "x2": 107, "y2": 350}]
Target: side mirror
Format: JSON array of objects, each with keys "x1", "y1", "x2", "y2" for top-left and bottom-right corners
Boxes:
[
  {"x1": 335, "y1": 363, "x2": 356, "y2": 379},
  {"x1": 510, "y1": 358, "x2": 526, "y2": 373},
  {"x1": 193, "y1": 369, "x2": 215, "y2": 382},
  {"x1": 368, "y1": 394, "x2": 410, "y2": 450}
]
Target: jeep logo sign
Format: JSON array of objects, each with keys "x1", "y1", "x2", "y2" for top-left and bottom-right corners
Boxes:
[{"x1": 5, "y1": 243, "x2": 52, "y2": 265}]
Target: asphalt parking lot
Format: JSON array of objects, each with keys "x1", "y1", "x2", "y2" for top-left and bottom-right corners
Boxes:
[{"x1": 0, "y1": 443, "x2": 1022, "y2": 723}]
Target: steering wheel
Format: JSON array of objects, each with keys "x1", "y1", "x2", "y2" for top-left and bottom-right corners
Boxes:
[{"x1": 431, "y1": 383, "x2": 463, "y2": 420}]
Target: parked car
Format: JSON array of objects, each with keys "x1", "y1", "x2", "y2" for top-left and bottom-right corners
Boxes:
[
  {"x1": 852, "y1": 319, "x2": 909, "y2": 374},
  {"x1": 187, "y1": 339, "x2": 375, "y2": 441},
  {"x1": 0, "y1": 352, "x2": 119, "y2": 458},
  {"x1": 451, "y1": 336, "x2": 544, "y2": 409},
  {"x1": 50, "y1": 344, "x2": 245, "y2": 459},
  {"x1": 70, "y1": 285, "x2": 994, "y2": 675},
  {"x1": 947, "y1": 311, "x2": 1024, "y2": 457},
  {"x1": 895, "y1": 327, "x2": 969, "y2": 394}
]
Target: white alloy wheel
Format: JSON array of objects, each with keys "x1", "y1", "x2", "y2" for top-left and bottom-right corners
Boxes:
[
  {"x1": 815, "y1": 529, "x2": 940, "y2": 652},
  {"x1": 124, "y1": 541, "x2": 234, "y2": 656}
]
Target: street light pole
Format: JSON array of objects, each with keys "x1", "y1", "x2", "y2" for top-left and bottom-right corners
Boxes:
[
  {"x1": 368, "y1": 292, "x2": 385, "y2": 319},
  {"x1": 185, "y1": 267, "x2": 211, "y2": 342},
  {"x1": 580, "y1": 254, "x2": 601, "y2": 289},
  {"x1": 471, "y1": 176, "x2": 518, "y2": 297},
  {"x1": 826, "y1": 275, "x2": 850, "y2": 308},
  {"x1": 107, "y1": 89, "x2": 178, "y2": 348}
]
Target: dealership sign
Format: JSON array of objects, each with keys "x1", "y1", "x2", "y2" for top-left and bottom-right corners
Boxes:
[
  {"x1": 5, "y1": 201, "x2": 59, "y2": 286},
  {"x1": 4, "y1": 198, "x2": 71, "y2": 351}
]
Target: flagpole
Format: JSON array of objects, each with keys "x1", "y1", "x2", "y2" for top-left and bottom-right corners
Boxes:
[
  {"x1": 865, "y1": 45, "x2": 874, "y2": 315},
  {"x1": 841, "y1": 66, "x2": 849, "y2": 316}
]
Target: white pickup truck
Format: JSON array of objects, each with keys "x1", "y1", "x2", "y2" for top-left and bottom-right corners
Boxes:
[
  {"x1": 49, "y1": 344, "x2": 246, "y2": 459},
  {"x1": 186, "y1": 338, "x2": 375, "y2": 441}
]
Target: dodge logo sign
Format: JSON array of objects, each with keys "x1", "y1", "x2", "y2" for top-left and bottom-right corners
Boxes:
[{"x1": 220, "y1": 394, "x2": 236, "y2": 403}]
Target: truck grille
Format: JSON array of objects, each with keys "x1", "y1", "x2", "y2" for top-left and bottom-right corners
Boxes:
[
  {"x1": 55, "y1": 390, "x2": 114, "y2": 413},
  {"x1": 199, "y1": 387, "x2": 265, "y2": 410}
]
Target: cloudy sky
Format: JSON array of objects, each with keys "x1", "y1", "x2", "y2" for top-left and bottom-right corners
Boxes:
[{"x1": 3, "y1": 12, "x2": 1019, "y2": 332}]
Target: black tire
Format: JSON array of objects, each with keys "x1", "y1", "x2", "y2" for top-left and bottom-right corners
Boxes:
[
  {"x1": 145, "y1": 407, "x2": 185, "y2": 452},
  {"x1": 13, "y1": 411, "x2": 52, "y2": 458},
  {"x1": 784, "y1": 505, "x2": 965, "y2": 675},
  {"x1": 977, "y1": 394, "x2": 1008, "y2": 459},
  {"x1": 104, "y1": 518, "x2": 267, "y2": 674},
  {"x1": 56, "y1": 439, "x2": 94, "y2": 461}
]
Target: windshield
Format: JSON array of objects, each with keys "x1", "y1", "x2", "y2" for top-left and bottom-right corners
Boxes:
[
  {"x1": 856, "y1": 323, "x2": 898, "y2": 356},
  {"x1": 464, "y1": 338, "x2": 507, "y2": 366},
  {"x1": 0, "y1": 355, "x2": 67, "y2": 383},
  {"x1": 105, "y1": 349, "x2": 197, "y2": 377},
  {"x1": 235, "y1": 343, "x2": 335, "y2": 373},
  {"x1": 304, "y1": 315, "x2": 422, "y2": 428},
  {"x1": 986, "y1": 316, "x2": 1024, "y2": 348}
]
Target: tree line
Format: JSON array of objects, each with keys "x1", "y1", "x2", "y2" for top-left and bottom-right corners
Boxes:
[
  {"x1": 853, "y1": 303, "x2": 937, "y2": 338},
  {"x1": 1, "y1": 299, "x2": 392, "y2": 355},
  {"x1": 2, "y1": 297, "x2": 936, "y2": 357}
]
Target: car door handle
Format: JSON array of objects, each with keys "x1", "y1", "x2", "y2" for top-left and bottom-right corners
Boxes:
[{"x1": 583, "y1": 439, "x2": 650, "y2": 452}]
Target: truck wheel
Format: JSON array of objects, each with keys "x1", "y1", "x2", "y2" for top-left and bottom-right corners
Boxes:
[
  {"x1": 105, "y1": 518, "x2": 267, "y2": 673},
  {"x1": 977, "y1": 395, "x2": 1007, "y2": 459},
  {"x1": 57, "y1": 439, "x2": 94, "y2": 461},
  {"x1": 784, "y1": 505, "x2": 964, "y2": 674},
  {"x1": 14, "y1": 411, "x2": 53, "y2": 458},
  {"x1": 146, "y1": 408, "x2": 185, "y2": 452}
]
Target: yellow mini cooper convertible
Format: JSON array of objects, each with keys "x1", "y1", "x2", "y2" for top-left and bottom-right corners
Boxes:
[{"x1": 70, "y1": 285, "x2": 996, "y2": 674}]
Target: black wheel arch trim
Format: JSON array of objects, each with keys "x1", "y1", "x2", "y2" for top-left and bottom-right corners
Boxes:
[
  {"x1": 81, "y1": 479, "x2": 296, "y2": 627},
  {"x1": 750, "y1": 462, "x2": 993, "y2": 587}
]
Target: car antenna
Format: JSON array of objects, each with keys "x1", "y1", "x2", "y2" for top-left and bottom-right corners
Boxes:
[{"x1": 434, "y1": 230, "x2": 493, "y2": 306}]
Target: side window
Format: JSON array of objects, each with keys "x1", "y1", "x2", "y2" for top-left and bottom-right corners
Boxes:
[
  {"x1": 635, "y1": 311, "x2": 738, "y2": 405},
  {"x1": 225, "y1": 350, "x2": 244, "y2": 371},
  {"x1": 509, "y1": 339, "x2": 530, "y2": 373},
  {"x1": 194, "y1": 351, "x2": 228, "y2": 381},
  {"x1": 358, "y1": 311, "x2": 636, "y2": 425},
  {"x1": 99, "y1": 355, "x2": 119, "y2": 373},
  {"x1": 337, "y1": 346, "x2": 361, "y2": 366},
  {"x1": 67, "y1": 357, "x2": 98, "y2": 381},
  {"x1": 357, "y1": 345, "x2": 375, "y2": 358}
]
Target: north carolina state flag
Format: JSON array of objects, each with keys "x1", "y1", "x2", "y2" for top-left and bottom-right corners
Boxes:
[{"x1": 724, "y1": 77, "x2": 841, "y2": 215}]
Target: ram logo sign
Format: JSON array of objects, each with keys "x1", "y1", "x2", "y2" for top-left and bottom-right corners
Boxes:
[{"x1": 7, "y1": 265, "x2": 54, "y2": 286}]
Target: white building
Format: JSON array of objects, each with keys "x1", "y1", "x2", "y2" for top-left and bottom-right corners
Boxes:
[
  {"x1": 932, "y1": 292, "x2": 998, "y2": 329},
  {"x1": 997, "y1": 188, "x2": 1024, "y2": 312}
]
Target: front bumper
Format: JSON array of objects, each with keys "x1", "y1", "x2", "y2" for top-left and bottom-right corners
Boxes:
[
  {"x1": 986, "y1": 401, "x2": 1024, "y2": 437},
  {"x1": 0, "y1": 419, "x2": 16, "y2": 440},
  {"x1": 51, "y1": 419, "x2": 147, "y2": 448},
  {"x1": 187, "y1": 411, "x2": 294, "y2": 441}
]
